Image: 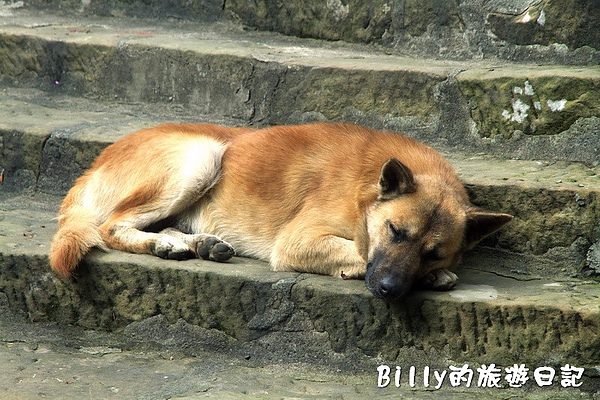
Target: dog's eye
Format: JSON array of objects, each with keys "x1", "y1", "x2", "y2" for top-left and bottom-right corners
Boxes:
[
  {"x1": 388, "y1": 222, "x2": 408, "y2": 243},
  {"x1": 423, "y1": 249, "x2": 443, "y2": 263}
]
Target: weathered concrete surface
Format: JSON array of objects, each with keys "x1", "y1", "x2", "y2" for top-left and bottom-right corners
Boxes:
[
  {"x1": 458, "y1": 68, "x2": 600, "y2": 137},
  {"x1": 224, "y1": 0, "x2": 393, "y2": 44},
  {"x1": 457, "y1": 68, "x2": 600, "y2": 162},
  {"x1": 21, "y1": 0, "x2": 227, "y2": 21},
  {"x1": 1, "y1": 192, "x2": 600, "y2": 391},
  {"x1": 0, "y1": 12, "x2": 599, "y2": 163},
  {"x1": 3, "y1": 0, "x2": 600, "y2": 65},
  {"x1": 0, "y1": 87, "x2": 240, "y2": 193},
  {"x1": 463, "y1": 178, "x2": 600, "y2": 259},
  {"x1": 2, "y1": 307, "x2": 597, "y2": 399},
  {"x1": 0, "y1": 90, "x2": 161, "y2": 193},
  {"x1": 0, "y1": 20, "x2": 450, "y2": 130}
]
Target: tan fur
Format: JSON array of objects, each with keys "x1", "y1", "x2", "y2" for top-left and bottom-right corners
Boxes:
[{"x1": 50, "y1": 122, "x2": 512, "y2": 301}]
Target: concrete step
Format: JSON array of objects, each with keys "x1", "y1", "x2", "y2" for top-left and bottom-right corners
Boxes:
[
  {"x1": 1, "y1": 87, "x2": 599, "y2": 277},
  {"x1": 0, "y1": 192, "x2": 599, "y2": 393},
  {"x1": 0, "y1": 87, "x2": 241, "y2": 194},
  {"x1": 9, "y1": 0, "x2": 600, "y2": 64},
  {"x1": 0, "y1": 10, "x2": 599, "y2": 165}
]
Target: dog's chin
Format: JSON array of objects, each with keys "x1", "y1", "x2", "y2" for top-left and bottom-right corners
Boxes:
[{"x1": 366, "y1": 286, "x2": 409, "y2": 302}]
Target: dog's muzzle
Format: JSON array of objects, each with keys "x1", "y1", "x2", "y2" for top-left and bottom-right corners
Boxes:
[{"x1": 365, "y1": 259, "x2": 414, "y2": 302}]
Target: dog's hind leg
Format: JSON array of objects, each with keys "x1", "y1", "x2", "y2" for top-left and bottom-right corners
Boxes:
[
  {"x1": 96, "y1": 137, "x2": 234, "y2": 262},
  {"x1": 101, "y1": 221, "x2": 234, "y2": 262}
]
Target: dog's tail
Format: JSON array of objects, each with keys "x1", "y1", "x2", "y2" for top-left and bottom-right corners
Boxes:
[{"x1": 49, "y1": 187, "x2": 104, "y2": 277}]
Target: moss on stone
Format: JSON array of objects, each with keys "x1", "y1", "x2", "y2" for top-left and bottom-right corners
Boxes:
[
  {"x1": 0, "y1": 129, "x2": 47, "y2": 189},
  {"x1": 0, "y1": 35, "x2": 47, "y2": 77},
  {"x1": 274, "y1": 67, "x2": 442, "y2": 121},
  {"x1": 459, "y1": 74, "x2": 600, "y2": 138},
  {"x1": 403, "y1": 0, "x2": 462, "y2": 36},
  {"x1": 467, "y1": 184, "x2": 600, "y2": 257}
]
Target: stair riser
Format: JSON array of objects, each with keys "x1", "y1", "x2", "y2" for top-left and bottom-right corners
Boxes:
[
  {"x1": 1, "y1": 251, "x2": 598, "y2": 379},
  {"x1": 2, "y1": 33, "x2": 599, "y2": 164}
]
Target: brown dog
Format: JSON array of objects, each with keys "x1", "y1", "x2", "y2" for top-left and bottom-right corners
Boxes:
[{"x1": 50, "y1": 123, "x2": 512, "y2": 301}]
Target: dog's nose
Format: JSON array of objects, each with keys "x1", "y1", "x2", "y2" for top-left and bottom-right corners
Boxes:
[{"x1": 378, "y1": 276, "x2": 401, "y2": 300}]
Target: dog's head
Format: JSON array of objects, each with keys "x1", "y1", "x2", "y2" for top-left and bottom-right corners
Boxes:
[{"x1": 363, "y1": 158, "x2": 512, "y2": 302}]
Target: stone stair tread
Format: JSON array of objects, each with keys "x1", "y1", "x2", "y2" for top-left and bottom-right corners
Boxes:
[
  {"x1": 2, "y1": 10, "x2": 599, "y2": 168},
  {"x1": 2, "y1": 193, "x2": 597, "y2": 311},
  {"x1": 0, "y1": 11, "x2": 452, "y2": 73},
  {"x1": 451, "y1": 157, "x2": 599, "y2": 191},
  {"x1": 2, "y1": 10, "x2": 598, "y2": 77},
  {"x1": 0, "y1": 87, "x2": 241, "y2": 140}
]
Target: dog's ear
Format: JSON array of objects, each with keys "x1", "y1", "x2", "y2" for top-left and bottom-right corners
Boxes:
[
  {"x1": 465, "y1": 209, "x2": 513, "y2": 249},
  {"x1": 378, "y1": 158, "x2": 417, "y2": 200}
]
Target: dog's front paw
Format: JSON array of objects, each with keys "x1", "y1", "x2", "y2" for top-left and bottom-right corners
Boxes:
[
  {"x1": 196, "y1": 236, "x2": 235, "y2": 262},
  {"x1": 151, "y1": 236, "x2": 194, "y2": 260},
  {"x1": 419, "y1": 268, "x2": 458, "y2": 291},
  {"x1": 339, "y1": 264, "x2": 367, "y2": 280}
]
